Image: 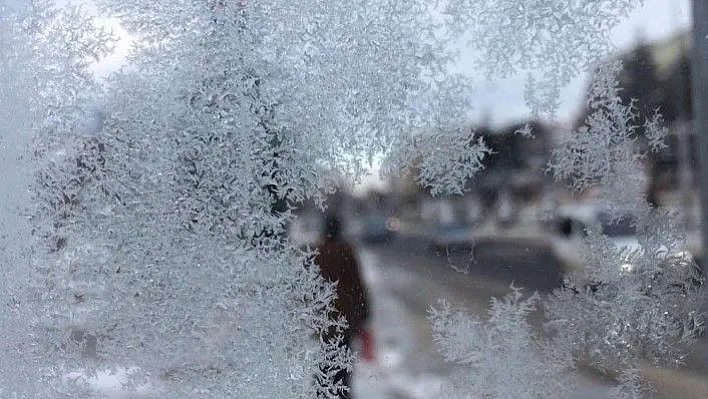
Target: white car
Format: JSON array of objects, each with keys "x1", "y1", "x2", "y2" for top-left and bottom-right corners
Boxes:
[{"x1": 551, "y1": 203, "x2": 702, "y2": 283}]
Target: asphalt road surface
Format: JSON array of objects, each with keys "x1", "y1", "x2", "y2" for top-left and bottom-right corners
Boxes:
[
  {"x1": 354, "y1": 239, "x2": 708, "y2": 399},
  {"x1": 352, "y1": 243, "x2": 611, "y2": 399}
]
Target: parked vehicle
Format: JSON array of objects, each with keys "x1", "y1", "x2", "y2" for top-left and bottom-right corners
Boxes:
[
  {"x1": 551, "y1": 204, "x2": 637, "y2": 279},
  {"x1": 551, "y1": 203, "x2": 702, "y2": 283}
]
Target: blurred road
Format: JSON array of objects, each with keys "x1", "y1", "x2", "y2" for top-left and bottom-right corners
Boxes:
[
  {"x1": 352, "y1": 237, "x2": 708, "y2": 399},
  {"x1": 352, "y1": 243, "x2": 614, "y2": 399}
]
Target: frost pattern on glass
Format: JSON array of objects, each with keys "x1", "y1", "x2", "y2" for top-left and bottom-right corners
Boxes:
[
  {"x1": 548, "y1": 61, "x2": 667, "y2": 211},
  {"x1": 10, "y1": 0, "x2": 706, "y2": 398},
  {"x1": 27, "y1": 0, "x2": 487, "y2": 396},
  {"x1": 1, "y1": 1, "x2": 113, "y2": 395},
  {"x1": 544, "y1": 62, "x2": 705, "y2": 397},
  {"x1": 427, "y1": 40, "x2": 704, "y2": 399},
  {"x1": 545, "y1": 211, "x2": 705, "y2": 397},
  {"x1": 428, "y1": 288, "x2": 575, "y2": 399},
  {"x1": 444, "y1": 0, "x2": 644, "y2": 117},
  {"x1": 383, "y1": 128, "x2": 491, "y2": 196}
]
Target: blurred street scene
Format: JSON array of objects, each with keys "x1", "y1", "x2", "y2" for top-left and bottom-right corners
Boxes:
[{"x1": 289, "y1": 30, "x2": 708, "y2": 399}]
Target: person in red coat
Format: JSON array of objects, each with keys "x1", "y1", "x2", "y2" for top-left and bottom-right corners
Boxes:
[{"x1": 314, "y1": 213, "x2": 370, "y2": 398}]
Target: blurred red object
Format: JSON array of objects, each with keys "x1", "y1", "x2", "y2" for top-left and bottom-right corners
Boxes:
[{"x1": 360, "y1": 327, "x2": 375, "y2": 363}]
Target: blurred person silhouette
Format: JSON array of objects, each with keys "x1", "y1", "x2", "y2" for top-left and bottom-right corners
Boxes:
[{"x1": 314, "y1": 213, "x2": 371, "y2": 399}]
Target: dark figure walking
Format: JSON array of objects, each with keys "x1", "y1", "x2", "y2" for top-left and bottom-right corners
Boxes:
[{"x1": 314, "y1": 214, "x2": 370, "y2": 398}]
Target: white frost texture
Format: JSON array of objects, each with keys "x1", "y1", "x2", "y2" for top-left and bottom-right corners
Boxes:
[
  {"x1": 444, "y1": 0, "x2": 644, "y2": 117},
  {"x1": 429, "y1": 289, "x2": 576, "y2": 399},
  {"x1": 1, "y1": 0, "x2": 705, "y2": 398},
  {"x1": 13, "y1": 0, "x2": 489, "y2": 397}
]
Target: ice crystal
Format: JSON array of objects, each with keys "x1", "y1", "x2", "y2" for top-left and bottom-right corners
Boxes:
[
  {"x1": 26, "y1": 0, "x2": 484, "y2": 396},
  {"x1": 545, "y1": 62, "x2": 705, "y2": 395},
  {"x1": 383, "y1": 127, "x2": 491, "y2": 196},
  {"x1": 546, "y1": 210, "x2": 705, "y2": 374},
  {"x1": 429, "y1": 288, "x2": 575, "y2": 399},
  {"x1": 6, "y1": 1, "x2": 705, "y2": 398},
  {"x1": 443, "y1": 0, "x2": 644, "y2": 117},
  {"x1": 548, "y1": 61, "x2": 667, "y2": 212},
  {"x1": 1, "y1": 1, "x2": 113, "y2": 395}
]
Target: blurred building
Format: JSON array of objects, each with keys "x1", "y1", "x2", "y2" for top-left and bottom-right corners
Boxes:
[
  {"x1": 378, "y1": 31, "x2": 696, "y2": 230},
  {"x1": 575, "y1": 31, "x2": 695, "y2": 210},
  {"x1": 385, "y1": 121, "x2": 558, "y2": 227},
  {"x1": 468, "y1": 121, "x2": 555, "y2": 219}
]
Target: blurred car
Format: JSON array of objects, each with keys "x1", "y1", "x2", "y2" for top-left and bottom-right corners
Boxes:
[
  {"x1": 360, "y1": 214, "x2": 398, "y2": 244},
  {"x1": 551, "y1": 204, "x2": 638, "y2": 278},
  {"x1": 427, "y1": 222, "x2": 475, "y2": 254},
  {"x1": 551, "y1": 203, "x2": 702, "y2": 282}
]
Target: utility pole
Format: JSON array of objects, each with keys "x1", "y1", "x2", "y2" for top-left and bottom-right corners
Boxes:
[{"x1": 693, "y1": 0, "x2": 708, "y2": 268}]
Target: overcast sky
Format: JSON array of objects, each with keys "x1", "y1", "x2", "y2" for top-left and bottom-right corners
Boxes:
[{"x1": 461, "y1": 0, "x2": 692, "y2": 128}]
